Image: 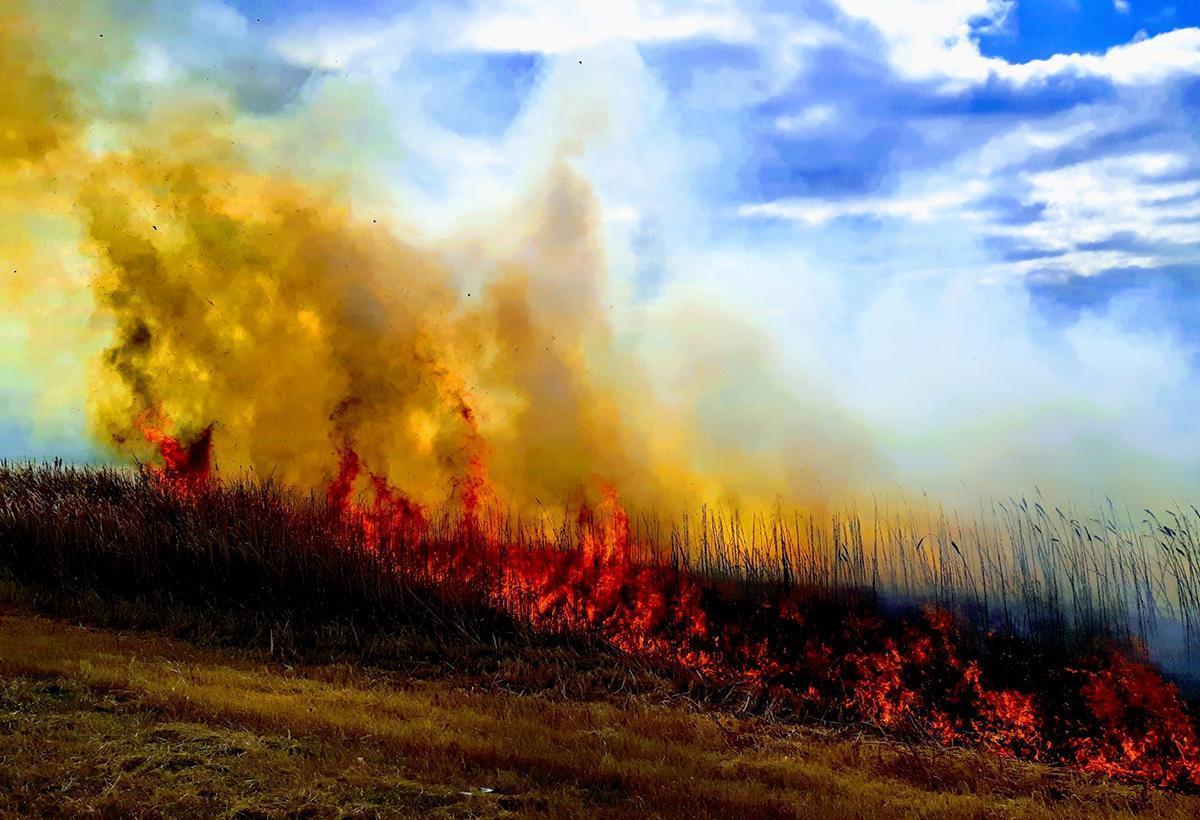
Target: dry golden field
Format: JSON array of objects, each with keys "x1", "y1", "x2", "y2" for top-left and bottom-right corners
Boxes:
[{"x1": 2, "y1": 607, "x2": 1198, "y2": 819}]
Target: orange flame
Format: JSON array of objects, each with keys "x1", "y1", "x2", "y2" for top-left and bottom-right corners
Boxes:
[
  {"x1": 320, "y1": 462, "x2": 1200, "y2": 790},
  {"x1": 135, "y1": 411, "x2": 213, "y2": 494}
]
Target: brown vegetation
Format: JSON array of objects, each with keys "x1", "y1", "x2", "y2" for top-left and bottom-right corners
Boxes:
[
  {"x1": 3, "y1": 461, "x2": 1200, "y2": 806},
  {"x1": 3, "y1": 610, "x2": 1199, "y2": 819}
]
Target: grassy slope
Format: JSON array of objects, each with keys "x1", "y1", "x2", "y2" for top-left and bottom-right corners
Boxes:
[{"x1": 1, "y1": 610, "x2": 1198, "y2": 819}]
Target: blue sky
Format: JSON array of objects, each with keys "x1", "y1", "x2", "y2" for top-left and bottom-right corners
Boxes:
[
  {"x1": 9, "y1": 0, "x2": 1200, "y2": 500},
  {"x1": 977, "y1": 1, "x2": 1200, "y2": 61},
  {"x1": 198, "y1": 0, "x2": 1200, "y2": 312}
]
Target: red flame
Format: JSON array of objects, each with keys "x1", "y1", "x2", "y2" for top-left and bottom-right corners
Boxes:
[
  {"x1": 140, "y1": 423, "x2": 1200, "y2": 791},
  {"x1": 327, "y1": 445, "x2": 428, "y2": 542},
  {"x1": 1073, "y1": 652, "x2": 1200, "y2": 785},
  {"x1": 453, "y1": 398, "x2": 496, "y2": 528},
  {"x1": 135, "y1": 411, "x2": 213, "y2": 493}
]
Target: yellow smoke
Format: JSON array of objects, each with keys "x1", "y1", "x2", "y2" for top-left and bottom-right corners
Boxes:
[
  {"x1": 1, "y1": 2, "x2": 882, "y2": 517},
  {"x1": 0, "y1": 2, "x2": 104, "y2": 444}
]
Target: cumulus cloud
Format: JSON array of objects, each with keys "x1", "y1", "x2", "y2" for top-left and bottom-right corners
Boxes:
[{"x1": 828, "y1": 0, "x2": 1012, "y2": 82}]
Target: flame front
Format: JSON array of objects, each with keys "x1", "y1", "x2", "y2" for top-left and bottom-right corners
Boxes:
[{"x1": 140, "y1": 449, "x2": 1200, "y2": 790}]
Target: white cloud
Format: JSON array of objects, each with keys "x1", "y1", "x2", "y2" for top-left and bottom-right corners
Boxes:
[
  {"x1": 1003, "y1": 27, "x2": 1200, "y2": 85},
  {"x1": 973, "y1": 121, "x2": 1100, "y2": 175},
  {"x1": 1115, "y1": 0, "x2": 1131, "y2": 13},
  {"x1": 828, "y1": 0, "x2": 1012, "y2": 83},
  {"x1": 773, "y1": 105, "x2": 836, "y2": 133},
  {"x1": 832, "y1": 0, "x2": 1011, "y2": 44},
  {"x1": 271, "y1": 0, "x2": 1200, "y2": 100},
  {"x1": 273, "y1": 19, "x2": 413, "y2": 73},
  {"x1": 994, "y1": 153, "x2": 1200, "y2": 275},
  {"x1": 1026, "y1": 153, "x2": 1197, "y2": 238},
  {"x1": 192, "y1": 1, "x2": 248, "y2": 39},
  {"x1": 456, "y1": 0, "x2": 756, "y2": 54},
  {"x1": 826, "y1": 0, "x2": 1200, "y2": 87},
  {"x1": 739, "y1": 184, "x2": 987, "y2": 225}
]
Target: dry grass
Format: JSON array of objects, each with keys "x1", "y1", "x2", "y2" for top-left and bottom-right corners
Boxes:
[
  {"x1": 2, "y1": 609, "x2": 1198, "y2": 819},
  {"x1": 5, "y1": 461, "x2": 1199, "y2": 665},
  {"x1": 4, "y1": 464, "x2": 1200, "y2": 796}
]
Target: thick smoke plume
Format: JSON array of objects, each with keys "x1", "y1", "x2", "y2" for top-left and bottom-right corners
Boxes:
[{"x1": 0, "y1": 2, "x2": 880, "y2": 518}]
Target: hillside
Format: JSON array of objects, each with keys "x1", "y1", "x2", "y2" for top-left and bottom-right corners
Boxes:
[{"x1": 2, "y1": 607, "x2": 1199, "y2": 819}]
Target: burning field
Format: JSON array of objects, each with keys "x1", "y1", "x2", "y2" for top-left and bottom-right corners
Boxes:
[
  {"x1": 5, "y1": 2, "x2": 1200, "y2": 815},
  {"x1": 3, "y1": 451, "x2": 1200, "y2": 796}
]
